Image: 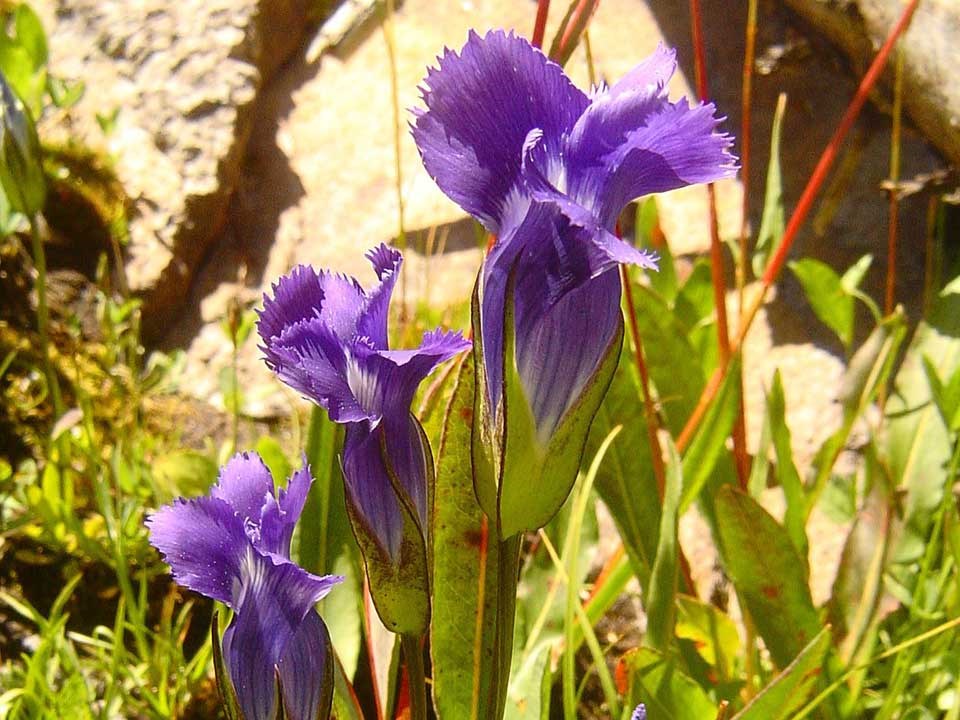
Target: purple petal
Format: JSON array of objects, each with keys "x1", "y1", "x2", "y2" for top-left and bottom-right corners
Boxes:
[
  {"x1": 342, "y1": 422, "x2": 405, "y2": 559},
  {"x1": 589, "y1": 98, "x2": 737, "y2": 227},
  {"x1": 264, "y1": 317, "x2": 372, "y2": 423},
  {"x1": 346, "y1": 330, "x2": 470, "y2": 419},
  {"x1": 357, "y1": 244, "x2": 403, "y2": 349},
  {"x1": 222, "y1": 554, "x2": 340, "y2": 720},
  {"x1": 564, "y1": 44, "x2": 677, "y2": 174},
  {"x1": 632, "y1": 704, "x2": 647, "y2": 720},
  {"x1": 257, "y1": 265, "x2": 326, "y2": 345},
  {"x1": 517, "y1": 269, "x2": 622, "y2": 441},
  {"x1": 481, "y1": 200, "x2": 653, "y2": 434},
  {"x1": 259, "y1": 461, "x2": 313, "y2": 557},
  {"x1": 211, "y1": 452, "x2": 274, "y2": 525},
  {"x1": 277, "y1": 612, "x2": 331, "y2": 720},
  {"x1": 146, "y1": 496, "x2": 247, "y2": 605},
  {"x1": 411, "y1": 29, "x2": 589, "y2": 233}
]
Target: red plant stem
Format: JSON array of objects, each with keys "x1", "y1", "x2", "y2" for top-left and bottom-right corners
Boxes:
[
  {"x1": 620, "y1": 265, "x2": 667, "y2": 499},
  {"x1": 558, "y1": 0, "x2": 594, "y2": 58},
  {"x1": 532, "y1": 0, "x2": 551, "y2": 48},
  {"x1": 676, "y1": 0, "x2": 920, "y2": 450},
  {"x1": 689, "y1": 0, "x2": 749, "y2": 489},
  {"x1": 619, "y1": 250, "x2": 695, "y2": 595}
]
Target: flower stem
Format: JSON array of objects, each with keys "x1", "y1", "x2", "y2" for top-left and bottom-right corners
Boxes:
[
  {"x1": 29, "y1": 212, "x2": 63, "y2": 417},
  {"x1": 401, "y1": 633, "x2": 428, "y2": 720},
  {"x1": 488, "y1": 532, "x2": 522, "y2": 720},
  {"x1": 531, "y1": 0, "x2": 550, "y2": 49}
]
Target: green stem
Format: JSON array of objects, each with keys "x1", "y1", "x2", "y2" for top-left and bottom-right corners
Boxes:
[
  {"x1": 401, "y1": 633, "x2": 428, "y2": 720},
  {"x1": 489, "y1": 533, "x2": 522, "y2": 720},
  {"x1": 29, "y1": 212, "x2": 62, "y2": 416}
]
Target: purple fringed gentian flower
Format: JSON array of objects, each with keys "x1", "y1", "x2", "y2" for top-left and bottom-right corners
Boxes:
[
  {"x1": 257, "y1": 245, "x2": 470, "y2": 633},
  {"x1": 412, "y1": 30, "x2": 736, "y2": 536},
  {"x1": 147, "y1": 453, "x2": 342, "y2": 720}
]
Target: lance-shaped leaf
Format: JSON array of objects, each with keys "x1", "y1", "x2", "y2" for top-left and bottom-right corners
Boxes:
[
  {"x1": 715, "y1": 486, "x2": 821, "y2": 669},
  {"x1": 432, "y1": 354, "x2": 503, "y2": 719},
  {"x1": 0, "y1": 71, "x2": 44, "y2": 216}
]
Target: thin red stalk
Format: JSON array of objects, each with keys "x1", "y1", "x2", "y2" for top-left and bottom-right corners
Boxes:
[
  {"x1": 620, "y1": 265, "x2": 667, "y2": 499},
  {"x1": 676, "y1": 0, "x2": 920, "y2": 449},
  {"x1": 620, "y1": 256, "x2": 695, "y2": 595},
  {"x1": 556, "y1": 0, "x2": 595, "y2": 60},
  {"x1": 689, "y1": 0, "x2": 749, "y2": 489},
  {"x1": 532, "y1": 0, "x2": 551, "y2": 49}
]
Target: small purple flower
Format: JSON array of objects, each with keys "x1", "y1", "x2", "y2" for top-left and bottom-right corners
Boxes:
[
  {"x1": 147, "y1": 453, "x2": 342, "y2": 720},
  {"x1": 257, "y1": 245, "x2": 469, "y2": 562},
  {"x1": 632, "y1": 704, "x2": 647, "y2": 720},
  {"x1": 412, "y1": 30, "x2": 736, "y2": 441}
]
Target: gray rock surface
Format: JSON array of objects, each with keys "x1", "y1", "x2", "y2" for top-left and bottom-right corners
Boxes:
[
  {"x1": 782, "y1": 0, "x2": 960, "y2": 168},
  {"x1": 34, "y1": 0, "x2": 311, "y2": 341}
]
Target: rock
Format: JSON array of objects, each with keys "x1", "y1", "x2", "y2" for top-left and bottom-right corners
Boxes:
[
  {"x1": 33, "y1": 0, "x2": 312, "y2": 342},
  {"x1": 781, "y1": 0, "x2": 960, "y2": 168}
]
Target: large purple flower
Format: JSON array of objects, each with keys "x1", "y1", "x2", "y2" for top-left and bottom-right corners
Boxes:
[
  {"x1": 147, "y1": 453, "x2": 342, "y2": 720},
  {"x1": 412, "y1": 30, "x2": 736, "y2": 536},
  {"x1": 413, "y1": 29, "x2": 734, "y2": 440},
  {"x1": 258, "y1": 245, "x2": 469, "y2": 633}
]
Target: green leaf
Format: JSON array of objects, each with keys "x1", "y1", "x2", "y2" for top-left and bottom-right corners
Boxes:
[
  {"x1": 675, "y1": 595, "x2": 740, "y2": 672},
  {"x1": 679, "y1": 354, "x2": 741, "y2": 512},
  {"x1": 46, "y1": 75, "x2": 84, "y2": 109},
  {"x1": 255, "y1": 436, "x2": 292, "y2": 488},
  {"x1": 826, "y1": 455, "x2": 891, "y2": 663},
  {"x1": 331, "y1": 653, "x2": 365, "y2": 720},
  {"x1": 431, "y1": 354, "x2": 501, "y2": 719},
  {"x1": 766, "y1": 369, "x2": 807, "y2": 559},
  {"x1": 0, "y1": 72, "x2": 45, "y2": 215},
  {"x1": 13, "y1": 5, "x2": 47, "y2": 71},
  {"x1": 297, "y1": 408, "x2": 363, "y2": 677},
  {"x1": 152, "y1": 449, "x2": 218, "y2": 501},
  {"x1": 922, "y1": 356, "x2": 960, "y2": 432},
  {"x1": 789, "y1": 258, "x2": 855, "y2": 350},
  {"x1": 635, "y1": 198, "x2": 676, "y2": 302},
  {"x1": 645, "y1": 437, "x2": 682, "y2": 653},
  {"x1": 504, "y1": 641, "x2": 551, "y2": 720},
  {"x1": 588, "y1": 351, "x2": 658, "y2": 586},
  {"x1": 732, "y1": 627, "x2": 831, "y2": 720},
  {"x1": 715, "y1": 486, "x2": 822, "y2": 669},
  {"x1": 753, "y1": 92, "x2": 787, "y2": 279},
  {"x1": 885, "y1": 290, "x2": 960, "y2": 561},
  {"x1": 619, "y1": 647, "x2": 716, "y2": 720}
]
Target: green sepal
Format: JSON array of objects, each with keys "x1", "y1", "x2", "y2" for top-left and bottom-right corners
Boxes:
[
  {"x1": 0, "y1": 72, "x2": 45, "y2": 216},
  {"x1": 471, "y1": 267, "x2": 625, "y2": 538},
  {"x1": 211, "y1": 611, "x2": 245, "y2": 720},
  {"x1": 342, "y1": 414, "x2": 431, "y2": 635}
]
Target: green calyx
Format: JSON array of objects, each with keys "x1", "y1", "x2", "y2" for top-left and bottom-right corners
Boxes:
[
  {"x1": 343, "y1": 414, "x2": 432, "y2": 636},
  {"x1": 471, "y1": 268, "x2": 625, "y2": 539}
]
